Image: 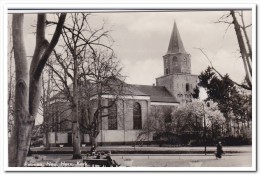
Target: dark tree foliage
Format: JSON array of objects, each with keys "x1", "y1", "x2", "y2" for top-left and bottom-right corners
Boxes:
[
  {"x1": 198, "y1": 67, "x2": 251, "y2": 136},
  {"x1": 192, "y1": 85, "x2": 200, "y2": 99},
  {"x1": 231, "y1": 92, "x2": 252, "y2": 124},
  {"x1": 198, "y1": 67, "x2": 237, "y2": 112}
]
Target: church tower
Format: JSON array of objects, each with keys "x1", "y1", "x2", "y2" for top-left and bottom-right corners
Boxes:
[
  {"x1": 163, "y1": 21, "x2": 191, "y2": 75},
  {"x1": 156, "y1": 22, "x2": 198, "y2": 104}
]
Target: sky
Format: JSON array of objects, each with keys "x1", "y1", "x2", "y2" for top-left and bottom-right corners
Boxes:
[
  {"x1": 8, "y1": 10, "x2": 252, "y2": 124},
  {"x1": 16, "y1": 10, "x2": 252, "y2": 86},
  {"x1": 104, "y1": 11, "x2": 252, "y2": 85}
]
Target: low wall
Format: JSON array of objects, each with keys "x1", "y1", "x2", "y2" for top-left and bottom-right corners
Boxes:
[
  {"x1": 83, "y1": 130, "x2": 153, "y2": 144},
  {"x1": 44, "y1": 132, "x2": 68, "y2": 144},
  {"x1": 45, "y1": 130, "x2": 153, "y2": 146}
]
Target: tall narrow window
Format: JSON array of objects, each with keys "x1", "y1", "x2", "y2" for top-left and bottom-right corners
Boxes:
[
  {"x1": 186, "y1": 83, "x2": 190, "y2": 92},
  {"x1": 133, "y1": 102, "x2": 142, "y2": 129},
  {"x1": 165, "y1": 68, "x2": 169, "y2": 75},
  {"x1": 108, "y1": 101, "x2": 117, "y2": 130},
  {"x1": 165, "y1": 58, "x2": 169, "y2": 75}
]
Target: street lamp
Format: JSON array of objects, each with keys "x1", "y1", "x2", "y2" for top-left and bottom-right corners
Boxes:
[{"x1": 202, "y1": 102, "x2": 210, "y2": 155}]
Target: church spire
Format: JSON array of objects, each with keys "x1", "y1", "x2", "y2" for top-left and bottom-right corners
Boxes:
[{"x1": 167, "y1": 21, "x2": 187, "y2": 54}]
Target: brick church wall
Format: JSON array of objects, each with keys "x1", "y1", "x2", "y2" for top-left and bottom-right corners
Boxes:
[{"x1": 156, "y1": 73, "x2": 198, "y2": 103}]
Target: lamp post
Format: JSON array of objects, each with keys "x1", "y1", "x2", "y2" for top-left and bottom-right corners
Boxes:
[
  {"x1": 203, "y1": 107, "x2": 206, "y2": 155},
  {"x1": 202, "y1": 102, "x2": 209, "y2": 155}
]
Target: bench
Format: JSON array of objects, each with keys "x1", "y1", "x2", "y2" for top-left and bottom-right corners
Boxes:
[{"x1": 83, "y1": 159, "x2": 110, "y2": 167}]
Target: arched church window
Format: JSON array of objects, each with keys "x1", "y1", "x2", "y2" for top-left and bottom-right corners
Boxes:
[
  {"x1": 133, "y1": 102, "x2": 142, "y2": 129},
  {"x1": 186, "y1": 83, "x2": 190, "y2": 92},
  {"x1": 108, "y1": 101, "x2": 117, "y2": 130}
]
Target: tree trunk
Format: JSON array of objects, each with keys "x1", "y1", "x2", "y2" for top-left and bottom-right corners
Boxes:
[
  {"x1": 9, "y1": 13, "x2": 66, "y2": 167},
  {"x1": 72, "y1": 50, "x2": 82, "y2": 159},
  {"x1": 72, "y1": 103, "x2": 82, "y2": 159},
  {"x1": 9, "y1": 14, "x2": 34, "y2": 167},
  {"x1": 45, "y1": 131, "x2": 50, "y2": 150},
  {"x1": 237, "y1": 119, "x2": 240, "y2": 137},
  {"x1": 42, "y1": 66, "x2": 52, "y2": 150},
  {"x1": 72, "y1": 120, "x2": 82, "y2": 159},
  {"x1": 90, "y1": 135, "x2": 97, "y2": 147},
  {"x1": 240, "y1": 11, "x2": 252, "y2": 61},
  {"x1": 230, "y1": 10, "x2": 252, "y2": 88}
]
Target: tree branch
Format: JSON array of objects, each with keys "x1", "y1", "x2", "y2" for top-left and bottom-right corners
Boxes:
[
  {"x1": 195, "y1": 47, "x2": 251, "y2": 90},
  {"x1": 33, "y1": 13, "x2": 66, "y2": 81}
]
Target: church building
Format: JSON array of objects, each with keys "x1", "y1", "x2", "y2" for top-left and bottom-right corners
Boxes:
[{"x1": 45, "y1": 22, "x2": 198, "y2": 146}]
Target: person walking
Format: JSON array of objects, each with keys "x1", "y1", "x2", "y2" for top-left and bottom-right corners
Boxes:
[{"x1": 215, "y1": 141, "x2": 224, "y2": 159}]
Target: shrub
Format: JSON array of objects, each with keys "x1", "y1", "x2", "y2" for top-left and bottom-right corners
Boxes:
[
  {"x1": 153, "y1": 132, "x2": 183, "y2": 146},
  {"x1": 222, "y1": 136, "x2": 251, "y2": 146}
]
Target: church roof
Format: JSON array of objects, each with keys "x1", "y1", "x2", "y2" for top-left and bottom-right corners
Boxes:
[
  {"x1": 50, "y1": 81, "x2": 179, "y2": 104},
  {"x1": 167, "y1": 21, "x2": 187, "y2": 54},
  {"x1": 131, "y1": 85, "x2": 179, "y2": 103}
]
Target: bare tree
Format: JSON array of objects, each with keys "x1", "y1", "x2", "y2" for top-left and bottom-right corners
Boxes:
[
  {"x1": 46, "y1": 13, "x2": 121, "y2": 158},
  {"x1": 197, "y1": 10, "x2": 252, "y2": 90},
  {"x1": 9, "y1": 13, "x2": 66, "y2": 167},
  {"x1": 40, "y1": 62, "x2": 56, "y2": 150},
  {"x1": 78, "y1": 50, "x2": 126, "y2": 146}
]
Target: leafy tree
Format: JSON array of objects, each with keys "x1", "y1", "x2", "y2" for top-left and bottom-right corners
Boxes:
[
  {"x1": 137, "y1": 106, "x2": 176, "y2": 145},
  {"x1": 172, "y1": 101, "x2": 204, "y2": 134},
  {"x1": 172, "y1": 100, "x2": 225, "y2": 143},
  {"x1": 230, "y1": 91, "x2": 252, "y2": 137},
  {"x1": 206, "y1": 101, "x2": 226, "y2": 140},
  {"x1": 198, "y1": 67, "x2": 251, "y2": 136}
]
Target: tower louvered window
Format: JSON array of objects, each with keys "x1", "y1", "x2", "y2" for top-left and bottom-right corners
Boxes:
[{"x1": 166, "y1": 68, "x2": 169, "y2": 75}]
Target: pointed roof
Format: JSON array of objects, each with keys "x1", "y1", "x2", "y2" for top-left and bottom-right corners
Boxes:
[{"x1": 167, "y1": 21, "x2": 187, "y2": 54}]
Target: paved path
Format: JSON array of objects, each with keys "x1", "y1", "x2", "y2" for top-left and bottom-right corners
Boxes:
[
  {"x1": 112, "y1": 153, "x2": 252, "y2": 167},
  {"x1": 28, "y1": 146, "x2": 253, "y2": 167},
  {"x1": 31, "y1": 145, "x2": 252, "y2": 154},
  {"x1": 27, "y1": 152, "x2": 252, "y2": 167}
]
